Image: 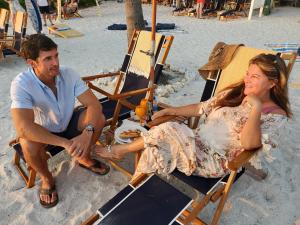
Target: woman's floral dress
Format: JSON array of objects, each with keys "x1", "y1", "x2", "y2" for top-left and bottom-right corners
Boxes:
[{"x1": 133, "y1": 92, "x2": 287, "y2": 179}]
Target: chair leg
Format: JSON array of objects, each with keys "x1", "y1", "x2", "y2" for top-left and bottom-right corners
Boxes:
[
  {"x1": 27, "y1": 166, "x2": 37, "y2": 188},
  {"x1": 210, "y1": 171, "x2": 237, "y2": 225},
  {"x1": 13, "y1": 152, "x2": 37, "y2": 188}
]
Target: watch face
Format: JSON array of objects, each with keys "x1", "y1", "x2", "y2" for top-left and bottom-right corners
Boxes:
[{"x1": 86, "y1": 125, "x2": 94, "y2": 132}]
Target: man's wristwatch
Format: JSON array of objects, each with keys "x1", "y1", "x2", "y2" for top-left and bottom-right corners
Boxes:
[{"x1": 85, "y1": 124, "x2": 95, "y2": 133}]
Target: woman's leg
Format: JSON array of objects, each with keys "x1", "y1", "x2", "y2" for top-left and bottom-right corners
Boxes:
[{"x1": 94, "y1": 137, "x2": 145, "y2": 160}]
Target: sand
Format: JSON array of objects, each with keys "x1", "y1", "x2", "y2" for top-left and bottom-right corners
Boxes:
[{"x1": 0, "y1": 2, "x2": 299, "y2": 224}]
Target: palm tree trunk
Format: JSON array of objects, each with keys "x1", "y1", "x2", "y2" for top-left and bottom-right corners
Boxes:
[{"x1": 125, "y1": 0, "x2": 145, "y2": 45}]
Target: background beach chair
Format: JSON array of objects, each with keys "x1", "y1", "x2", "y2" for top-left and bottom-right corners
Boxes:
[
  {"x1": 0, "y1": 11, "x2": 27, "y2": 59},
  {"x1": 82, "y1": 46, "x2": 296, "y2": 225},
  {"x1": 0, "y1": 8, "x2": 10, "y2": 39}
]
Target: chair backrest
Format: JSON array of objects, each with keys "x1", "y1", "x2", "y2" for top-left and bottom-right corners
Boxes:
[
  {"x1": 191, "y1": 46, "x2": 297, "y2": 128},
  {"x1": 11, "y1": 11, "x2": 28, "y2": 50},
  {"x1": 117, "y1": 30, "x2": 173, "y2": 106},
  {"x1": 0, "y1": 8, "x2": 10, "y2": 39}
]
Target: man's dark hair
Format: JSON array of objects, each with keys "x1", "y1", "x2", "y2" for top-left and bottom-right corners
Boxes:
[{"x1": 21, "y1": 34, "x2": 58, "y2": 60}]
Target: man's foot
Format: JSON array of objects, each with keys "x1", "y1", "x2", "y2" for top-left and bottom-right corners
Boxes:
[
  {"x1": 78, "y1": 159, "x2": 110, "y2": 175},
  {"x1": 39, "y1": 185, "x2": 59, "y2": 208},
  {"x1": 93, "y1": 145, "x2": 124, "y2": 161}
]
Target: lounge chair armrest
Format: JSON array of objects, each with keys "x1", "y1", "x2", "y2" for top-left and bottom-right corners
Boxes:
[
  {"x1": 110, "y1": 86, "x2": 156, "y2": 100},
  {"x1": 82, "y1": 71, "x2": 121, "y2": 81},
  {"x1": 86, "y1": 82, "x2": 113, "y2": 98},
  {"x1": 227, "y1": 147, "x2": 261, "y2": 171}
]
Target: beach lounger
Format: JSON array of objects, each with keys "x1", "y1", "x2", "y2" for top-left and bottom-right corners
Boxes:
[
  {"x1": 82, "y1": 45, "x2": 296, "y2": 225},
  {"x1": 48, "y1": 23, "x2": 83, "y2": 38},
  {"x1": 0, "y1": 11, "x2": 27, "y2": 59},
  {"x1": 0, "y1": 8, "x2": 10, "y2": 39}
]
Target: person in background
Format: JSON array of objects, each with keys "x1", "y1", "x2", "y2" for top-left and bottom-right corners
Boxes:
[
  {"x1": 37, "y1": 0, "x2": 54, "y2": 26},
  {"x1": 196, "y1": 0, "x2": 205, "y2": 19}
]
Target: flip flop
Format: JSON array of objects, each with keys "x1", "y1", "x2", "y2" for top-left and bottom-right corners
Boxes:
[
  {"x1": 39, "y1": 185, "x2": 59, "y2": 208},
  {"x1": 78, "y1": 159, "x2": 110, "y2": 176}
]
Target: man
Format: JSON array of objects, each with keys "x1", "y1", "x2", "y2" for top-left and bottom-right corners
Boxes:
[{"x1": 10, "y1": 34, "x2": 109, "y2": 208}]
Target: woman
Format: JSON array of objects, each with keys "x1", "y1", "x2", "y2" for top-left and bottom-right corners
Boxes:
[{"x1": 94, "y1": 53, "x2": 291, "y2": 178}]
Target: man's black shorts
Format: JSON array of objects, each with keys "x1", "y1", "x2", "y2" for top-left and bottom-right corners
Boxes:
[
  {"x1": 46, "y1": 107, "x2": 86, "y2": 151},
  {"x1": 39, "y1": 6, "x2": 50, "y2": 14}
]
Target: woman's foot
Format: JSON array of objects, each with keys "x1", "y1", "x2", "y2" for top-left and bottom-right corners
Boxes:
[{"x1": 93, "y1": 145, "x2": 124, "y2": 161}]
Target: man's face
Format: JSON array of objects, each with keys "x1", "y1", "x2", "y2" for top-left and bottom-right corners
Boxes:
[{"x1": 29, "y1": 48, "x2": 60, "y2": 79}]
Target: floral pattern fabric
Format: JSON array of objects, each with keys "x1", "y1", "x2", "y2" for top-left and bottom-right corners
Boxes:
[{"x1": 133, "y1": 92, "x2": 287, "y2": 179}]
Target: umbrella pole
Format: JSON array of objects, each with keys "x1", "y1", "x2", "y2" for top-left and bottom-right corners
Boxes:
[
  {"x1": 147, "y1": 0, "x2": 157, "y2": 101},
  {"x1": 56, "y1": 0, "x2": 62, "y2": 23}
]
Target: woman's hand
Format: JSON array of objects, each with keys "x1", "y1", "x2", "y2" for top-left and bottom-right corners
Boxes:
[
  {"x1": 151, "y1": 108, "x2": 172, "y2": 121},
  {"x1": 242, "y1": 95, "x2": 262, "y2": 111}
]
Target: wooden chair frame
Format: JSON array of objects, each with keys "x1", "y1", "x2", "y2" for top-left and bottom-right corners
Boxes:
[
  {"x1": 0, "y1": 11, "x2": 27, "y2": 58},
  {"x1": 0, "y1": 8, "x2": 10, "y2": 38}
]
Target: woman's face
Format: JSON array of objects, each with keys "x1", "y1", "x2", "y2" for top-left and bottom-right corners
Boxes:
[{"x1": 243, "y1": 64, "x2": 275, "y2": 99}]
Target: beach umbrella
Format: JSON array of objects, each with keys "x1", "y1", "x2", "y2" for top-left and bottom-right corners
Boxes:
[
  {"x1": 147, "y1": 0, "x2": 157, "y2": 101},
  {"x1": 24, "y1": 0, "x2": 42, "y2": 33}
]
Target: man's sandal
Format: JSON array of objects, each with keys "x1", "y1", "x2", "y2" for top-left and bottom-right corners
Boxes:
[{"x1": 39, "y1": 185, "x2": 59, "y2": 208}]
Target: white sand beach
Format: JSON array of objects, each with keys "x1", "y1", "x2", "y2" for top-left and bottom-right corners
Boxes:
[{"x1": 0, "y1": 2, "x2": 300, "y2": 224}]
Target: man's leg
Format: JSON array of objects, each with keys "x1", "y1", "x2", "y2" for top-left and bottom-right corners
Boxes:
[
  {"x1": 76, "y1": 109, "x2": 105, "y2": 159},
  {"x1": 19, "y1": 138, "x2": 57, "y2": 205},
  {"x1": 68, "y1": 108, "x2": 108, "y2": 174}
]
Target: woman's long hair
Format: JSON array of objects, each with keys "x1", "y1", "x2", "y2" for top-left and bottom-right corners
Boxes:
[{"x1": 215, "y1": 53, "x2": 292, "y2": 117}]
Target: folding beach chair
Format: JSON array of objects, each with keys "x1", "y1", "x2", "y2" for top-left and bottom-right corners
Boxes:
[
  {"x1": 0, "y1": 11, "x2": 27, "y2": 59},
  {"x1": 82, "y1": 46, "x2": 296, "y2": 225},
  {"x1": 82, "y1": 30, "x2": 173, "y2": 132},
  {"x1": 0, "y1": 8, "x2": 10, "y2": 39},
  {"x1": 62, "y1": 0, "x2": 82, "y2": 19},
  {"x1": 82, "y1": 30, "x2": 173, "y2": 177}
]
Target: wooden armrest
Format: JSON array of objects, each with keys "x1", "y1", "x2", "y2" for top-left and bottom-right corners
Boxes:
[
  {"x1": 109, "y1": 87, "x2": 152, "y2": 100},
  {"x1": 227, "y1": 147, "x2": 261, "y2": 171},
  {"x1": 82, "y1": 71, "x2": 121, "y2": 81},
  {"x1": 86, "y1": 82, "x2": 113, "y2": 98}
]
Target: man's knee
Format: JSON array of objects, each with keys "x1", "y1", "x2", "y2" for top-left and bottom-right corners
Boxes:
[{"x1": 19, "y1": 138, "x2": 47, "y2": 158}]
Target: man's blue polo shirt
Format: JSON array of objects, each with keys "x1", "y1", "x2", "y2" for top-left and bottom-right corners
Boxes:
[{"x1": 10, "y1": 66, "x2": 89, "y2": 133}]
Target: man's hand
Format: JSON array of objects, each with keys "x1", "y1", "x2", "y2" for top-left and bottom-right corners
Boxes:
[{"x1": 67, "y1": 131, "x2": 93, "y2": 158}]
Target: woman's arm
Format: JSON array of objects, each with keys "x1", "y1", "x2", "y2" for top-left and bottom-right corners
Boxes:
[
  {"x1": 151, "y1": 103, "x2": 203, "y2": 120},
  {"x1": 240, "y1": 95, "x2": 263, "y2": 150}
]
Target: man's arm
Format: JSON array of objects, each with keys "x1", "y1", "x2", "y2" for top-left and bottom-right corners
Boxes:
[
  {"x1": 11, "y1": 108, "x2": 71, "y2": 148},
  {"x1": 77, "y1": 89, "x2": 105, "y2": 130}
]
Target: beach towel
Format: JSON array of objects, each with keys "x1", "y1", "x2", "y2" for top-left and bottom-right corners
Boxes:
[
  {"x1": 107, "y1": 23, "x2": 176, "y2": 31},
  {"x1": 48, "y1": 24, "x2": 84, "y2": 38},
  {"x1": 265, "y1": 43, "x2": 300, "y2": 62}
]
